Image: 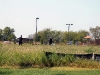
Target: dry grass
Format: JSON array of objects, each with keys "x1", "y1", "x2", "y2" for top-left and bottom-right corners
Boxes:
[{"x1": 1, "y1": 43, "x2": 100, "y2": 54}]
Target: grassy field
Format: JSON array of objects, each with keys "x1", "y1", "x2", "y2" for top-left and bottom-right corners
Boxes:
[
  {"x1": 0, "y1": 43, "x2": 100, "y2": 75},
  {"x1": 0, "y1": 44, "x2": 100, "y2": 67},
  {"x1": 0, "y1": 67, "x2": 100, "y2": 75},
  {"x1": 0, "y1": 43, "x2": 100, "y2": 54}
]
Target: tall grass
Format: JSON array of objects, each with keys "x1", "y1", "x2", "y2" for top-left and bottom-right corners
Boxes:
[
  {"x1": 0, "y1": 46, "x2": 47, "y2": 67},
  {"x1": 45, "y1": 53, "x2": 75, "y2": 67},
  {"x1": 0, "y1": 44, "x2": 100, "y2": 68}
]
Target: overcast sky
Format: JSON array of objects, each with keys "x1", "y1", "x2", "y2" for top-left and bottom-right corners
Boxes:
[{"x1": 0, "y1": 0, "x2": 100, "y2": 37}]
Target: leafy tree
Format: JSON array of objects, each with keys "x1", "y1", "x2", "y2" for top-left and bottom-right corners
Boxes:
[
  {"x1": 37, "y1": 28, "x2": 51, "y2": 44},
  {"x1": 64, "y1": 31, "x2": 78, "y2": 43},
  {"x1": 64, "y1": 30, "x2": 89, "y2": 43},
  {"x1": 0, "y1": 29, "x2": 3, "y2": 40},
  {"x1": 69, "y1": 31, "x2": 77, "y2": 41},
  {"x1": 50, "y1": 30, "x2": 63, "y2": 43},
  {"x1": 76, "y1": 30, "x2": 89, "y2": 42},
  {"x1": 34, "y1": 28, "x2": 64, "y2": 44},
  {"x1": 90, "y1": 26, "x2": 100, "y2": 40},
  {"x1": 3, "y1": 27, "x2": 16, "y2": 41},
  {"x1": 63, "y1": 31, "x2": 69, "y2": 43}
]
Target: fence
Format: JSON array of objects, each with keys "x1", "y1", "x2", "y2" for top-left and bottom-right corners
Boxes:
[{"x1": 45, "y1": 52, "x2": 100, "y2": 61}]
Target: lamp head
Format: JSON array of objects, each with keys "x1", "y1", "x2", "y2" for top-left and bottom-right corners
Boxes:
[
  {"x1": 36, "y1": 17, "x2": 39, "y2": 19},
  {"x1": 66, "y1": 24, "x2": 73, "y2": 25}
]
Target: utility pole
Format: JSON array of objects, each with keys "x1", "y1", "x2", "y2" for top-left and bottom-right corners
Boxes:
[{"x1": 36, "y1": 17, "x2": 39, "y2": 44}]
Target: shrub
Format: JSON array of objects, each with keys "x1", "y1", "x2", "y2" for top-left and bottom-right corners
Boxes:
[{"x1": 46, "y1": 53, "x2": 75, "y2": 67}]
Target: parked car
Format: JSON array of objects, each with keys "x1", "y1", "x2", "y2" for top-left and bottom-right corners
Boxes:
[{"x1": 67, "y1": 41, "x2": 73, "y2": 45}]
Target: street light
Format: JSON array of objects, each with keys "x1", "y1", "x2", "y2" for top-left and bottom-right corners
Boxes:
[
  {"x1": 36, "y1": 17, "x2": 39, "y2": 44},
  {"x1": 66, "y1": 24, "x2": 73, "y2": 44}
]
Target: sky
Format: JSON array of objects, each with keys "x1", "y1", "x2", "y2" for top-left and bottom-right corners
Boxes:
[{"x1": 0, "y1": 0, "x2": 100, "y2": 38}]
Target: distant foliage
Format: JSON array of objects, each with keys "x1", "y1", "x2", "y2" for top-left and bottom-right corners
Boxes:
[
  {"x1": 90, "y1": 26, "x2": 100, "y2": 40},
  {"x1": 33, "y1": 28, "x2": 89, "y2": 44},
  {"x1": 33, "y1": 28, "x2": 64, "y2": 44},
  {"x1": 0, "y1": 27, "x2": 16, "y2": 41}
]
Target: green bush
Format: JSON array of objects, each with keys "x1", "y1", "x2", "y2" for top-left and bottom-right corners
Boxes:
[{"x1": 46, "y1": 53, "x2": 75, "y2": 67}]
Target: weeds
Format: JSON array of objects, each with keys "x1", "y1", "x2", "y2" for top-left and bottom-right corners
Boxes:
[
  {"x1": 73, "y1": 59, "x2": 100, "y2": 68},
  {"x1": 0, "y1": 44, "x2": 100, "y2": 68},
  {"x1": 84, "y1": 47, "x2": 94, "y2": 53}
]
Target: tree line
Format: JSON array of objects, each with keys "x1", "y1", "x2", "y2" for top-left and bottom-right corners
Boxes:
[
  {"x1": 31, "y1": 26, "x2": 100, "y2": 44},
  {"x1": 0, "y1": 26, "x2": 100, "y2": 44},
  {"x1": 31, "y1": 28, "x2": 88, "y2": 44}
]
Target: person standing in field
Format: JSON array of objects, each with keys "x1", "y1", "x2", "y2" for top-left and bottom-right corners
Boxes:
[
  {"x1": 19, "y1": 35, "x2": 23, "y2": 45},
  {"x1": 49, "y1": 37, "x2": 52, "y2": 45}
]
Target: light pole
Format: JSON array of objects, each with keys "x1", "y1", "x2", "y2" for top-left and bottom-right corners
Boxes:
[
  {"x1": 66, "y1": 24, "x2": 73, "y2": 44},
  {"x1": 36, "y1": 17, "x2": 39, "y2": 44}
]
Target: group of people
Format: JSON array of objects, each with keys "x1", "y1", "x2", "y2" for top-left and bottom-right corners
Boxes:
[{"x1": 18, "y1": 35, "x2": 53, "y2": 46}]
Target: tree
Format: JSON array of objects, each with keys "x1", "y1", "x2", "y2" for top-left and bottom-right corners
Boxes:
[
  {"x1": 76, "y1": 30, "x2": 89, "y2": 42},
  {"x1": 0, "y1": 29, "x2": 3, "y2": 41},
  {"x1": 3, "y1": 27, "x2": 16, "y2": 41},
  {"x1": 90, "y1": 26, "x2": 100, "y2": 40},
  {"x1": 37, "y1": 28, "x2": 51, "y2": 44},
  {"x1": 33, "y1": 28, "x2": 64, "y2": 44},
  {"x1": 50, "y1": 30, "x2": 63, "y2": 43},
  {"x1": 64, "y1": 30, "x2": 89, "y2": 43}
]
